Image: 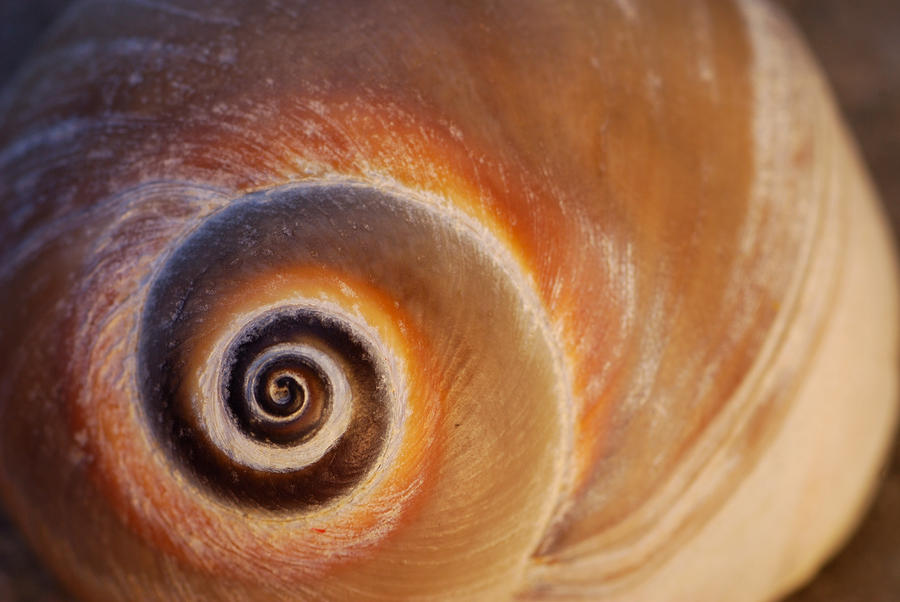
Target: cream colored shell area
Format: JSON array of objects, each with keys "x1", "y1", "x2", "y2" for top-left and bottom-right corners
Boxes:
[
  {"x1": 562, "y1": 100, "x2": 899, "y2": 602},
  {"x1": 516, "y1": 1, "x2": 900, "y2": 599}
]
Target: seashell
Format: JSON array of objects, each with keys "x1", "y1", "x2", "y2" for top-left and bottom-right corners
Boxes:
[{"x1": 0, "y1": 1, "x2": 896, "y2": 600}]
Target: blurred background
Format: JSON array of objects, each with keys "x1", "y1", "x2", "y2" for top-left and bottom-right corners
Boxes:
[{"x1": 0, "y1": 0, "x2": 898, "y2": 599}]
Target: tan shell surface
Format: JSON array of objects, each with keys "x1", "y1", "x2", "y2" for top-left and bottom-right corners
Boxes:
[{"x1": 0, "y1": 1, "x2": 895, "y2": 600}]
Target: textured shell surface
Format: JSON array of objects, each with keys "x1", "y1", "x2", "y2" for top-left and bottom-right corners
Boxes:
[{"x1": 0, "y1": 1, "x2": 896, "y2": 601}]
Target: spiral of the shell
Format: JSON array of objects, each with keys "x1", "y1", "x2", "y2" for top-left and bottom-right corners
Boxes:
[{"x1": 0, "y1": 1, "x2": 896, "y2": 601}]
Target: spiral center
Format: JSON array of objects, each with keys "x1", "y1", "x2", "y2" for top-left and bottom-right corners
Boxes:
[
  {"x1": 262, "y1": 371, "x2": 306, "y2": 416},
  {"x1": 238, "y1": 346, "x2": 332, "y2": 444}
]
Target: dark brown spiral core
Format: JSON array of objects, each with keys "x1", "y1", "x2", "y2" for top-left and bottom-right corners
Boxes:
[
  {"x1": 223, "y1": 310, "x2": 346, "y2": 447},
  {"x1": 137, "y1": 187, "x2": 399, "y2": 510},
  {"x1": 239, "y1": 345, "x2": 328, "y2": 444}
]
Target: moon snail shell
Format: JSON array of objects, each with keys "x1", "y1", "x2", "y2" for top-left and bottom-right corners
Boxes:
[{"x1": 0, "y1": 1, "x2": 896, "y2": 601}]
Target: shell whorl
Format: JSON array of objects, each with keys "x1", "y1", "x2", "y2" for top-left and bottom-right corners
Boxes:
[
  {"x1": 0, "y1": 1, "x2": 897, "y2": 601},
  {"x1": 57, "y1": 179, "x2": 572, "y2": 599}
]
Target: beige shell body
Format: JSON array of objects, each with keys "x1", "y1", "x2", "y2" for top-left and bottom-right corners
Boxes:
[{"x1": 0, "y1": 1, "x2": 896, "y2": 600}]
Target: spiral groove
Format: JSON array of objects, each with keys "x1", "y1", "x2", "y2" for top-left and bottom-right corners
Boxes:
[{"x1": 233, "y1": 337, "x2": 334, "y2": 444}]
